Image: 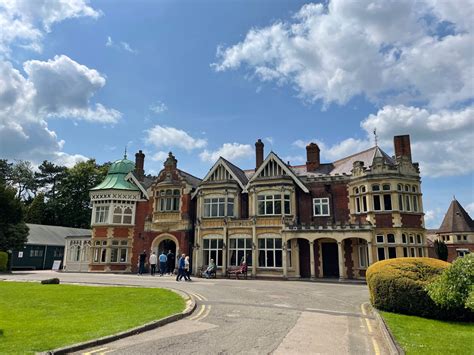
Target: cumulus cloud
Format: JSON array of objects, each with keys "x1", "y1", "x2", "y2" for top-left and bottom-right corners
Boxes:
[
  {"x1": 149, "y1": 101, "x2": 168, "y2": 114},
  {"x1": 145, "y1": 125, "x2": 207, "y2": 151},
  {"x1": 151, "y1": 151, "x2": 168, "y2": 162},
  {"x1": 0, "y1": 0, "x2": 101, "y2": 55},
  {"x1": 213, "y1": 0, "x2": 473, "y2": 110},
  {"x1": 465, "y1": 202, "x2": 474, "y2": 217},
  {"x1": 0, "y1": 56, "x2": 119, "y2": 165},
  {"x1": 199, "y1": 143, "x2": 253, "y2": 162}
]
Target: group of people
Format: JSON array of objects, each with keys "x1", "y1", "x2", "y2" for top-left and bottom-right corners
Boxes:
[{"x1": 138, "y1": 250, "x2": 175, "y2": 276}]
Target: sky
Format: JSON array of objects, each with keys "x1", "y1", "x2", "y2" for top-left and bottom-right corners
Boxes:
[{"x1": 0, "y1": 0, "x2": 473, "y2": 228}]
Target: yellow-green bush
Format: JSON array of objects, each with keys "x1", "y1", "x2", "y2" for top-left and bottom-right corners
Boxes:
[
  {"x1": 0, "y1": 251, "x2": 8, "y2": 272},
  {"x1": 367, "y1": 257, "x2": 451, "y2": 319}
]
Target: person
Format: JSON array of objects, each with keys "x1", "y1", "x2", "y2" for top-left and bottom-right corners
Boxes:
[
  {"x1": 149, "y1": 251, "x2": 157, "y2": 276},
  {"x1": 203, "y1": 259, "x2": 216, "y2": 279},
  {"x1": 159, "y1": 251, "x2": 167, "y2": 276},
  {"x1": 184, "y1": 255, "x2": 192, "y2": 281},
  {"x1": 167, "y1": 250, "x2": 175, "y2": 275},
  {"x1": 138, "y1": 250, "x2": 147, "y2": 275},
  {"x1": 176, "y1": 253, "x2": 188, "y2": 281}
]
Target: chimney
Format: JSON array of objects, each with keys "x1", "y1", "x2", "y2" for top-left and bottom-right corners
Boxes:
[
  {"x1": 255, "y1": 139, "x2": 264, "y2": 170},
  {"x1": 135, "y1": 150, "x2": 145, "y2": 181},
  {"x1": 394, "y1": 135, "x2": 412, "y2": 161},
  {"x1": 306, "y1": 143, "x2": 320, "y2": 171},
  {"x1": 164, "y1": 152, "x2": 177, "y2": 172}
]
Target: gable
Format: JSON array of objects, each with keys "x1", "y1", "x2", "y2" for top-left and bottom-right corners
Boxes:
[
  {"x1": 200, "y1": 158, "x2": 246, "y2": 190},
  {"x1": 208, "y1": 164, "x2": 235, "y2": 182}
]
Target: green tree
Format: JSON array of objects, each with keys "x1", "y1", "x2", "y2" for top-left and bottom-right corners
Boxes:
[
  {"x1": 10, "y1": 160, "x2": 37, "y2": 200},
  {"x1": 35, "y1": 161, "x2": 66, "y2": 199},
  {"x1": 434, "y1": 239, "x2": 448, "y2": 261},
  {"x1": 25, "y1": 193, "x2": 46, "y2": 224},
  {"x1": 0, "y1": 159, "x2": 12, "y2": 184},
  {"x1": 0, "y1": 183, "x2": 29, "y2": 251},
  {"x1": 55, "y1": 160, "x2": 109, "y2": 228}
]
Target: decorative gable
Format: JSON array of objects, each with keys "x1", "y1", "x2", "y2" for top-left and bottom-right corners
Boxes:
[
  {"x1": 208, "y1": 164, "x2": 234, "y2": 182},
  {"x1": 256, "y1": 157, "x2": 288, "y2": 178}
]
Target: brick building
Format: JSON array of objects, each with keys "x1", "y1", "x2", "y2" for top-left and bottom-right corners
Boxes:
[{"x1": 89, "y1": 135, "x2": 428, "y2": 279}]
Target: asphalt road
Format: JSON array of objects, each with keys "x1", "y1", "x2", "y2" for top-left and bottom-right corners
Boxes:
[{"x1": 2, "y1": 271, "x2": 389, "y2": 354}]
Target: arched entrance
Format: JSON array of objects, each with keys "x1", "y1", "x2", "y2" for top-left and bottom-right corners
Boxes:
[
  {"x1": 320, "y1": 239, "x2": 339, "y2": 278},
  {"x1": 297, "y1": 239, "x2": 311, "y2": 278},
  {"x1": 151, "y1": 234, "x2": 180, "y2": 273}
]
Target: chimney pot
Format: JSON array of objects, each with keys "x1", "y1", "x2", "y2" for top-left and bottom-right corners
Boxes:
[
  {"x1": 394, "y1": 135, "x2": 412, "y2": 161},
  {"x1": 135, "y1": 150, "x2": 145, "y2": 181},
  {"x1": 255, "y1": 139, "x2": 264, "y2": 170},
  {"x1": 306, "y1": 142, "x2": 320, "y2": 171}
]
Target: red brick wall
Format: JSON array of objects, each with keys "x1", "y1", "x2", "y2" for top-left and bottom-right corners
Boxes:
[
  {"x1": 113, "y1": 227, "x2": 130, "y2": 238},
  {"x1": 94, "y1": 227, "x2": 107, "y2": 238},
  {"x1": 447, "y1": 244, "x2": 474, "y2": 262},
  {"x1": 401, "y1": 213, "x2": 423, "y2": 228},
  {"x1": 375, "y1": 213, "x2": 393, "y2": 228}
]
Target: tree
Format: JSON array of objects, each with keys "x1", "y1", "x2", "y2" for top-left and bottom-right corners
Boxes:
[
  {"x1": 0, "y1": 159, "x2": 12, "y2": 184},
  {"x1": 55, "y1": 160, "x2": 109, "y2": 228},
  {"x1": 10, "y1": 161, "x2": 37, "y2": 200},
  {"x1": 35, "y1": 160, "x2": 66, "y2": 199},
  {"x1": 434, "y1": 239, "x2": 448, "y2": 261},
  {"x1": 0, "y1": 183, "x2": 29, "y2": 251},
  {"x1": 25, "y1": 193, "x2": 46, "y2": 224}
]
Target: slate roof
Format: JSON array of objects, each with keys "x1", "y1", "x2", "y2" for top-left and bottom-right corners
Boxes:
[
  {"x1": 437, "y1": 199, "x2": 474, "y2": 233},
  {"x1": 26, "y1": 224, "x2": 91, "y2": 246},
  {"x1": 221, "y1": 157, "x2": 249, "y2": 185},
  {"x1": 177, "y1": 169, "x2": 202, "y2": 187}
]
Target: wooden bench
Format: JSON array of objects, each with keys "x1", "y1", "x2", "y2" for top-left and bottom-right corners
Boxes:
[
  {"x1": 226, "y1": 264, "x2": 248, "y2": 279},
  {"x1": 199, "y1": 265, "x2": 216, "y2": 278}
]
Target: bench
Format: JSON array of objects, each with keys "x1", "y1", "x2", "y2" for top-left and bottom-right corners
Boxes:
[
  {"x1": 226, "y1": 264, "x2": 248, "y2": 279},
  {"x1": 199, "y1": 265, "x2": 216, "y2": 279}
]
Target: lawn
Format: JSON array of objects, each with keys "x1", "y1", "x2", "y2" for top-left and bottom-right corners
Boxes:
[
  {"x1": 381, "y1": 311, "x2": 474, "y2": 355},
  {"x1": 0, "y1": 281, "x2": 185, "y2": 354}
]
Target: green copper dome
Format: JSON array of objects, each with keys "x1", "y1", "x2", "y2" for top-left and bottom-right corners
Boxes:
[{"x1": 91, "y1": 156, "x2": 140, "y2": 191}]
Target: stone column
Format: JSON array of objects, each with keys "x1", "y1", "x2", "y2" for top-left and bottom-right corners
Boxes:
[
  {"x1": 337, "y1": 241, "x2": 345, "y2": 279},
  {"x1": 309, "y1": 240, "x2": 316, "y2": 279},
  {"x1": 367, "y1": 241, "x2": 374, "y2": 265},
  {"x1": 222, "y1": 226, "x2": 227, "y2": 276},
  {"x1": 252, "y1": 224, "x2": 257, "y2": 277},
  {"x1": 282, "y1": 235, "x2": 287, "y2": 278}
]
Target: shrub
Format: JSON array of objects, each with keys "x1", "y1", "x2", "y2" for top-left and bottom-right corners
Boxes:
[
  {"x1": 0, "y1": 251, "x2": 8, "y2": 272},
  {"x1": 41, "y1": 278, "x2": 60, "y2": 284},
  {"x1": 367, "y1": 257, "x2": 450, "y2": 319},
  {"x1": 427, "y1": 254, "x2": 474, "y2": 314}
]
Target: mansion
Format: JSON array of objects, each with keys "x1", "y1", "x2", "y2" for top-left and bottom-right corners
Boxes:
[{"x1": 73, "y1": 135, "x2": 427, "y2": 279}]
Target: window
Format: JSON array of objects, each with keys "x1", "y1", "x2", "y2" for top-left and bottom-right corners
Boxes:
[
  {"x1": 94, "y1": 206, "x2": 109, "y2": 224},
  {"x1": 203, "y1": 237, "x2": 223, "y2": 267},
  {"x1": 388, "y1": 247, "x2": 397, "y2": 259},
  {"x1": 257, "y1": 194, "x2": 290, "y2": 216},
  {"x1": 383, "y1": 194, "x2": 392, "y2": 210},
  {"x1": 313, "y1": 198, "x2": 330, "y2": 216},
  {"x1": 362, "y1": 196, "x2": 367, "y2": 212},
  {"x1": 203, "y1": 197, "x2": 234, "y2": 217},
  {"x1": 373, "y1": 195, "x2": 381, "y2": 211},
  {"x1": 382, "y1": 184, "x2": 391, "y2": 191},
  {"x1": 29, "y1": 248, "x2": 43, "y2": 257},
  {"x1": 361, "y1": 186, "x2": 366, "y2": 193},
  {"x1": 110, "y1": 240, "x2": 128, "y2": 263},
  {"x1": 412, "y1": 186, "x2": 417, "y2": 193},
  {"x1": 402, "y1": 234, "x2": 407, "y2": 244},
  {"x1": 410, "y1": 247, "x2": 416, "y2": 257},
  {"x1": 397, "y1": 184, "x2": 403, "y2": 191},
  {"x1": 387, "y1": 234, "x2": 395, "y2": 244},
  {"x1": 287, "y1": 241, "x2": 292, "y2": 268},
  {"x1": 377, "y1": 247, "x2": 385, "y2": 261},
  {"x1": 409, "y1": 234, "x2": 414, "y2": 244},
  {"x1": 456, "y1": 249, "x2": 470, "y2": 257},
  {"x1": 403, "y1": 247, "x2": 408, "y2": 257},
  {"x1": 372, "y1": 184, "x2": 380, "y2": 191},
  {"x1": 463, "y1": 235, "x2": 467, "y2": 241},
  {"x1": 398, "y1": 194, "x2": 403, "y2": 211},
  {"x1": 417, "y1": 234, "x2": 422, "y2": 244},
  {"x1": 359, "y1": 243, "x2": 369, "y2": 268},
  {"x1": 376, "y1": 235, "x2": 384, "y2": 244},
  {"x1": 112, "y1": 206, "x2": 133, "y2": 224},
  {"x1": 159, "y1": 189, "x2": 180, "y2": 212},
  {"x1": 53, "y1": 248, "x2": 63, "y2": 258},
  {"x1": 457, "y1": 235, "x2": 461, "y2": 241},
  {"x1": 418, "y1": 248, "x2": 423, "y2": 257},
  {"x1": 412, "y1": 196, "x2": 418, "y2": 212},
  {"x1": 93, "y1": 240, "x2": 107, "y2": 263},
  {"x1": 355, "y1": 197, "x2": 361, "y2": 213},
  {"x1": 405, "y1": 185, "x2": 410, "y2": 192},
  {"x1": 229, "y1": 237, "x2": 252, "y2": 266},
  {"x1": 258, "y1": 237, "x2": 282, "y2": 267}
]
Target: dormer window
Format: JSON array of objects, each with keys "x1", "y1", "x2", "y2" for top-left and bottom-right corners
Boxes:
[{"x1": 159, "y1": 189, "x2": 180, "y2": 212}]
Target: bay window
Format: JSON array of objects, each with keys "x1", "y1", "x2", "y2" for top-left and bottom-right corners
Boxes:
[
  {"x1": 159, "y1": 189, "x2": 180, "y2": 212},
  {"x1": 203, "y1": 196, "x2": 234, "y2": 217},
  {"x1": 258, "y1": 237, "x2": 282, "y2": 267},
  {"x1": 94, "y1": 206, "x2": 109, "y2": 224}
]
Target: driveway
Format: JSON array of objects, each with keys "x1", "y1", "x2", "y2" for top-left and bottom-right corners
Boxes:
[{"x1": 2, "y1": 271, "x2": 389, "y2": 354}]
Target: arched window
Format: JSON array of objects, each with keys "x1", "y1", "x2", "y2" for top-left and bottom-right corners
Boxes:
[
  {"x1": 112, "y1": 205, "x2": 134, "y2": 224},
  {"x1": 372, "y1": 184, "x2": 380, "y2": 191},
  {"x1": 382, "y1": 184, "x2": 391, "y2": 191}
]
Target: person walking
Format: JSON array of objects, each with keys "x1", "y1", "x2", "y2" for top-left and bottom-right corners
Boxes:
[
  {"x1": 159, "y1": 251, "x2": 167, "y2": 276},
  {"x1": 138, "y1": 250, "x2": 147, "y2": 275},
  {"x1": 184, "y1": 255, "x2": 192, "y2": 281},
  {"x1": 167, "y1": 250, "x2": 175, "y2": 275},
  {"x1": 149, "y1": 251, "x2": 157, "y2": 276},
  {"x1": 176, "y1": 253, "x2": 188, "y2": 281}
]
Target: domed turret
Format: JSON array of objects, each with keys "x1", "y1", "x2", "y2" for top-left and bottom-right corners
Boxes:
[{"x1": 108, "y1": 158, "x2": 135, "y2": 175}]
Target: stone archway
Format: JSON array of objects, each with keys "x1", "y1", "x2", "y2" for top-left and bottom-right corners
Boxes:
[{"x1": 151, "y1": 234, "x2": 180, "y2": 272}]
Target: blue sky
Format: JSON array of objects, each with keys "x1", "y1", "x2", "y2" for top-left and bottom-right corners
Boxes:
[{"x1": 0, "y1": 0, "x2": 473, "y2": 228}]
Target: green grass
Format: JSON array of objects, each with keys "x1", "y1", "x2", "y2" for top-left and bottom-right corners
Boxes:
[
  {"x1": 380, "y1": 311, "x2": 474, "y2": 354},
  {"x1": 0, "y1": 281, "x2": 185, "y2": 354}
]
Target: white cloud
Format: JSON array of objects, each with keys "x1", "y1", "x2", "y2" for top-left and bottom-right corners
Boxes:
[
  {"x1": 264, "y1": 137, "x2": 274, "y2": 145},
  {"x1": 105, "y1": 35, "x2": 137, "y2": 54},
  {"x1": 199, "y1": 143, "x2": 253, "y2": 162},
  {"x1": 145, "y1": 125, "x2": 207, "y2": 151},
  {"x1": 149, "y1": 101, "x2": 168, "y2": 114},
  {"x1": 464, "y1": 202, "x2": 474, "y2": 217},
  {"x1": 0, "y1": 0, "x2": 101, "y2": 56},
  {"x1": 151, "y1": 151, "x2": 168, "y2": 162},
  {"x1": 213, "y1": 0, "x2": 474, "y2": 110},
  {"x1": 282, "y1": 155, "x2": 305, "y2": 165},
  {"x1": 0, "y1": 56, "x2": 119, "y2": 165},
  {"x1": 106, "y1": 36, "x2": 113, "y2": 47}
]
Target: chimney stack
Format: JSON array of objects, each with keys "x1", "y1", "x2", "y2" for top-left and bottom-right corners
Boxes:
[
  {"x1": 394, "y1": 135, "x2": 412, "y2": 161},
  {"x1": 135, "y1": 150, "x2": 145, "y2": 181},
  {"x1": 164, "y1": 152, "x2": 177, "y2": 172},
  {"x1": 255, "y1": 139, "x2": 264, "y2": 170},
  {"x1": 306, "y1": 143, "x2": 320, "y2": 171}
]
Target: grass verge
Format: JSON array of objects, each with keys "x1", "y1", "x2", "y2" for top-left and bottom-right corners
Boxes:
[
  {"x1": 380, "y1": 311, "x2": 474, "y2": 354},
  {"x1": 0, "y1": 281, "x2": 185, "y2": 354}
]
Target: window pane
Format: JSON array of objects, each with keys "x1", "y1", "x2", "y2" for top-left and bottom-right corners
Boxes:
[
  {"x1": 238, "y1": 238, "x2": 244, "y2": 248},
  {"x1": 383, "y1": 195, "x2": 392, "y2": 210},
  {"x1": 217, "y1": 249, "x2": 222, "y2": 267},
  {"x1": 284, "y1": 200, "x2": 290, "y2": 214},
  {"x1": 230, "y1": 250, "x2": 236, "y2": 266},
  {"x1": 275, "y1": 238, "x2": 282, "y2": 249},
  {"x1": 376, "y1": 235, "x2": 384, "y2": 243},
  {"x1": 230, "y1": 239, "x2": 236, "y2": 248},
  {"x1": 227, "y1": 202, "x2": 234, "y2": 217},
  {"x1": 111, "y1": 248, "x2": 118, "y2": 262},
  {"x1": 218, "y1": 239, "x2": 223, "y2": 248},
  {"x1": 362, "y1": 196, "x2": 367, "y2": 212},
  {"x1": 218, "y1": 203, "x2": 224, "y2": 217},
  {"x1": 373, "y1": 195, "x2": 381, "y2": 211},
  {"x1": 275, "y1": 250, "x2": 282, "y2": 267},
  {"x1": 398, "y1": 195, "x2": 403, "y2": 211},
  {"x1": 266, "y1": 201, "x2": 273, "y2": 215},
  {"x1": 377, "y1": 248, "x2": 385, "y2": 261},
  {"x1": 204, "y1": 203, "x2": 210, "y2": 217},
  {"x1": 267, "y1": 250, "x2": 274, "y2": 267},
  {"x1": 275, "y1": 200, "x2": 281, "y2": 214},
  {"x1": 266, "y1": 238, "x2": 274, "y2": 248},
  {"x1": 123, "y1": 215, "x2": 132, "y2": 224},
  {"x1": 238, "y1": 250, "x2": 244, "y2": 265},
  {"x1": 258, "y1": 251, "x2": 265, "y2": 267},
  {"x1": 113, "y1": 215, "x2": 121, "y2": 223},
  {"x1": 322, "y1": 205, "x2": 329, "y2": 215},
  {"x1": 388, "y1": 247, "x2": 396, "y2": 259},
  {"x1": 403, "y1": 247, "x2": 408, "y2": 257},
  {"x1": 211, "y1": 239, "x2": 217, "y2": 248},
  {"x1": 387, "y1": 234, "x2": 395, "y2": 243},
  {"x1": 203, "y1": 239, "x2": 209, "y2": 248},
  {"x1": 210, "y1": 250, "x2": 217, "y2": 264},
  {"x1": 166, "y1": 198, "x2": 172, "y2": 210},
  {"x1": 258, "y1": 239, "x2": 265, "y2": 248},
  {"x1": 203, "y1": 250, "x2": 210, "y2": 265},
  {"x1": 258, "y1": 201, "x2": 265, "y2": 215},
  {"x1": 211, "y1": 203, "x2": 218, "y2": 217}
]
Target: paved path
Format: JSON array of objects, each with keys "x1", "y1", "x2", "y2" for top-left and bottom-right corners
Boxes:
[{"x1": 2, "y1": 271, "x2": 389, "y2": 354}]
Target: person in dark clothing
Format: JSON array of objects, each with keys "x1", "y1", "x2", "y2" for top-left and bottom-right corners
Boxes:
[
  {"x1": 166, "y1": 250, "x2": 175, "y2": 275},
  {"x1": 176, "y1": 254, "x2": 188, "y2": 281},
  {"x1": 138, "y1": 250, "x2": 147, "y2": 275}
]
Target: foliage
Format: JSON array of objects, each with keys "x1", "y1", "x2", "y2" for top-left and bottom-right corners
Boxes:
[
  {"x1": 427, "y1": 254, "x2": 474, "y2": 313},
  {"x1": 41, "y1": 278, "x2": 60, "y2": 284},
  {"x1": 381, "y1": 311, "x2": 474, "y2": 355},
  {"x1": 25, "y1": 193, "x2": 46, "y2": 224},
  {"x1": 0, "y1": 183, "x2": 29, "y2": 251},
  {"x1": 0, "y1": 282, "x2": 185, "y2": 353},
  {"x1": 9, "y1": 160, "x2": 37, "y2": 200},
  {"x1": 0, "y1": 251, "x2": 8, "y2": 272},
  {"x1": 366, "y1": 258, "x2": 451, "y2": 319},
  {"x1": 0, "y1": 159, "x2": 12, "y2": 184},
  {"x1": 434, "y1": 239, "x2": 448, "y2": 261}
]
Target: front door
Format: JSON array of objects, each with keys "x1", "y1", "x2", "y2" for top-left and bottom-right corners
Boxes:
[
  {"x1": 322, "y1": 242, "x2": 339, "y2": 278},
  {"x1": 298, "y1": 239, "x2": 311, "y2": 278}
]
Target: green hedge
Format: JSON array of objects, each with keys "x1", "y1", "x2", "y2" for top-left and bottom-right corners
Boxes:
[
  {"x1": 0, "y1": 251, "x2": 8, "y2": 272},
  {"x1": 367, "y1": 257, "x2": 451, "y2": 319}
]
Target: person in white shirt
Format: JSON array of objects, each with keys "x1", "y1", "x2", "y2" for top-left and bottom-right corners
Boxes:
[{"x1": 149, "y1": 252, "x2": 158, "y2": 276}]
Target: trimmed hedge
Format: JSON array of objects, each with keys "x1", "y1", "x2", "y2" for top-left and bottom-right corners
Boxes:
[
  {"x1": 0, "y1": 251, "x2": 8, "y2": 272},
  {"x1": 367, "y1": 257, "x2": 451, "y2": 319},
  {"x1": 41, "y1": 278, "x2": 60, "y2": 284}
]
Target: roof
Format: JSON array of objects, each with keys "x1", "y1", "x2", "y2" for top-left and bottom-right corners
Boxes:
[
  {"x1": 91, "y1": 157, "x2": 140, "y2": 191},
  {"x1": 221, "y1": 157, "x2": 249, "y2": 185},
  {"x1": 26, "y1": 224, "x2": 91, "y2": 246},
  {"x1": 330, "y1": 146, "x2": 395, "y2": 175},
  {"x1": 178, "y1": 169, "x2": 202, "y2": 187},
  {"x1": 437, "y1": 199, "x2": 474, "y2": 233}
]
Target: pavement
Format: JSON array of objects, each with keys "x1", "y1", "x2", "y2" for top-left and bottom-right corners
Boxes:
[{"x1": 2, "y1": 271, "x2": 390, "y2": 355}]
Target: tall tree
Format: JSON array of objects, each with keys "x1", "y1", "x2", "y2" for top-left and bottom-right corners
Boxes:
[
  {"x1": 0, "y1": 183, "x2": 29, "y2": 251},
  {"x1": 55, "y1": 160, "x2": 109, "y2": 228},
  {"x1": 0, "y1": 159, "x2": 12, "y2": 184},
  {"x1": 10, "y1": 161, "x2": 37, "y2": 200},
  {"x1": 25, "y1": 193, "x2": 46, "y2": 224},
  {"x1": 35, "y1": 161, "x2": 66, "y2": 199}
]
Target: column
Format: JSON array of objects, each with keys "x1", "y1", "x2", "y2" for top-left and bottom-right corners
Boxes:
[
  {"x1": 282, "y1": 235, "x2": 287, "y2": 278},
  {"x1": 337, "y1": 241, "x2": 345, "y2": 279},
  {"x1": 309, "y1": 240, "x2": 316, "y2": 279},
  {"x1": 367, "y1": 241, "x2": 374, "y2": 265},
  {"x1": 252, "y1": 225, "x2": 257, "y2": 277},
  {"x1": 222, "y1": 226, "x2": 227, "y2": 277}
]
